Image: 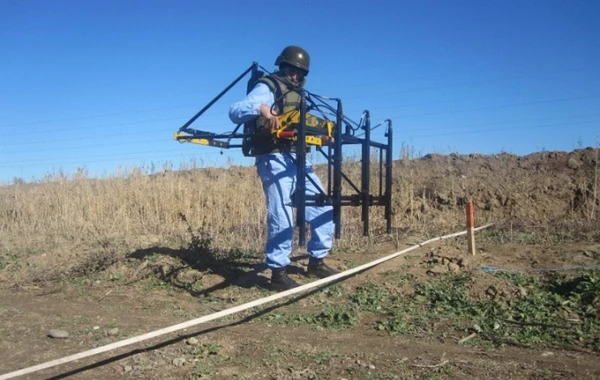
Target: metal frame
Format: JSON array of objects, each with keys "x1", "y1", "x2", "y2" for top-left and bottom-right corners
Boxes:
[{"x1": 175, "y1": 63, "x2": 393, "y2": 246}]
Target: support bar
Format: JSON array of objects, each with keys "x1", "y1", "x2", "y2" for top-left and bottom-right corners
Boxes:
[{"x1": 178, "y1": 63, "x2": 258, "y2": 132}]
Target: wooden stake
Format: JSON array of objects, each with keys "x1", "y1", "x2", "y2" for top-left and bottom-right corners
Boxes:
[{"x1": 466, "y1": 200, "x2": 476, "y2": 255}]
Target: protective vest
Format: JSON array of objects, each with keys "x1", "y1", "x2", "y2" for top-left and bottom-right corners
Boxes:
[{"x1": 242, "y1": 73, "x2": 304, "y2": 157}]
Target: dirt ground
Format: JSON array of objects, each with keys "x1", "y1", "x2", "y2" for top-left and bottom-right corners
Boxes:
[{"x1": 1, "y1": 237, "x2": 599, "y2": 380}]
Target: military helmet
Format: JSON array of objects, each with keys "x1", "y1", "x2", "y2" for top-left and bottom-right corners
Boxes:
[{"x1": 275, "y1": 45, "x2": 310, "y2": 73}]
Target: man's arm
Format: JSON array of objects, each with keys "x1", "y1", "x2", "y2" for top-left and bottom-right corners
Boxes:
[{"x1": 228, "y1": 83, "x2": 275, "y2": 124}]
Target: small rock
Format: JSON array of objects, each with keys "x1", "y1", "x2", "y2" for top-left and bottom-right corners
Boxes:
[
  {"x1": 486, "y1": 285, "x2": 498, "y2": 297},
  {"x1": 122, "y1": 365, "x2": 133, "y2": 373},
  {"x1": 541, "y1": 351, "x2": 554, "y2": 357},
  {"x1": 172, "y1": 357, "x2": 186, "y2": 367},
  {"x1": 290, "y1": 368, "x2": 316, "y2": 379},
  {"x1": 93, "y1": 326, "x2": 100, "y2": 330},
  {"x1": 457, "y1": 257, "x2": 470, "y2": 268},
  {"x1": 186, "y1": 337, "x2": 199, "y2": 346},
  {"x1": 48, "y1": 329, "x2": 69, "y2": 339},
  {"x1": 447, "y1": 262, "x2": 460, "y2": 272},
  {"x1": 106, "y1": 328, "x2": 119, "y2": 336},
  {"x1": 567, "y1": 157, "x2": 581, "y2": 169},
  {"x1": 427, "y1": 266, "x2": 449, "y2": 275},
  {"x1": 368, "y1": 364, "x2": 376, "y2": 370}
]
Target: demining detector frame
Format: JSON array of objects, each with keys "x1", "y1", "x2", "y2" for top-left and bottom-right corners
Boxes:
[{"x1": 175, "y1": 62, "x2": 394, "y2": 245}]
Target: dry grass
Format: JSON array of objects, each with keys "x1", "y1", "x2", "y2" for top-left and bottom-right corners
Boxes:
[
  {"x1": 1, "y1": 165, "x2": 267, "y2": 251},
  {"x1": 1, "y1": 148, "x2": 599, "y2": 286}
]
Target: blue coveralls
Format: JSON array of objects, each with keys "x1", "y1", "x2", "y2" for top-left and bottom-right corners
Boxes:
[{"x1": 229, "y1": 82, "x2": 334, "y2": 268}]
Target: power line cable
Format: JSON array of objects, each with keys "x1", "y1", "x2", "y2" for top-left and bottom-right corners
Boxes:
[
  {"x1": 1, "y1": 91, "x2": 596, "y2": 145},
  {"x1": 0, "y1": 151, "x2": 233, "y2": 169},
  {"x1": 1, "y1": 64, "x2": 597, "y2": 129},
  {"x1": 3, "y1": 111, "x2": 599, "y2": 151},
  {"x1": 343, "y1": 64, "x2": 600, "y2": 89},
  {"x1": 0, "y1": 147, "x2": 225, "y2": 165},
  {"x1": 398, "y1": 113, "x2": 600, "y2": 134},
  {"x1": 386, "y1": 95, "x2": 600, "y2": 120},
  {"x1": 1, "y1": 119, "x2": 597, "y2": 168},
  {"x1": 393, "y1": 120, "x2": 599, "y2": 140},
  {"x1": 1, "y1": 112, "x2": 598, "y2": 157}
]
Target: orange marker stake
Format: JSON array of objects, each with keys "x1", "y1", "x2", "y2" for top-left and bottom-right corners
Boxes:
[{"x1": 466, "y1": 200, "x2": 476, "y2": 255}]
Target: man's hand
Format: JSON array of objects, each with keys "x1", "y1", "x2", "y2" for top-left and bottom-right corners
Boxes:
[
  {"x1": 321, "y1": 135, "x2": 335, "y2": 145},
  {"x1": 259, "y1": 104, "x2": 280, "y2": 132}
]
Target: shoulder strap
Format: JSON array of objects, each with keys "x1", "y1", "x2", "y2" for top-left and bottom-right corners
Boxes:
[{"x1": 256, "y1": 75, "x2": 284, "y2": 112}]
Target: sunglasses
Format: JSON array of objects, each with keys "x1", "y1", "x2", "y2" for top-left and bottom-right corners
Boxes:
[{"x1": 283, "y1": 65, "x2": 308, "y2": 79}]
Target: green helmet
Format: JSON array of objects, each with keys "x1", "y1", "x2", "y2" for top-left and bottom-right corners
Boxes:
[{"x1": 275, "y1": 45, "x2": 310, "y2": 73}]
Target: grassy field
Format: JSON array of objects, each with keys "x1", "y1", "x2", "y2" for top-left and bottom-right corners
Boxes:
[{"x1": 0, "y1": 148, "x2": 599, "y2": 379}]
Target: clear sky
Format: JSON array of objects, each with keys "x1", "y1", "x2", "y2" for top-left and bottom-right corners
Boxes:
[{"x1": 1, "y1": 0, "x2": 599, "y2": 183}]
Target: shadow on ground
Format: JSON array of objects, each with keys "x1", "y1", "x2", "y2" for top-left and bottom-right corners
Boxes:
[
  {"x1": 127, "y1": 243, "x2": 307, "y2": 299},
  {"x1": 126, "y1": 217, "x2": 309, "y2": 297}
]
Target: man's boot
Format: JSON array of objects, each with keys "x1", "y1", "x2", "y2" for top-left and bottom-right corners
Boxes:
[
  {"x1": 270, "y1": 267, "x2": 300, "y2": 291},
  {"x1": 306, "y1": 258, "x2": 340, "y2": 279}
]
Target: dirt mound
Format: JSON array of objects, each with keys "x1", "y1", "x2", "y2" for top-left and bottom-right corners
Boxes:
[
  {"x1": 467, "y1": 270, "x2": 523, "y2": 301},
  {"x1": 400, "y1": 244, "x2": 522, "y2": 302},
  {"x1": 393, "y1": 148, "x2": 599, "y2": 229}
]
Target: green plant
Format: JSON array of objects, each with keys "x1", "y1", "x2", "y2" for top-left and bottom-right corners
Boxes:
[
  {"x1": 335, "y1": 271, "x2": 600, "y2": 350},
  {"x1": 189, "y1": 343, "x2": 219, "y2": 358},
  {"x1": 265, "y1": 305, "x2": 357, "y2": 330},
  {"x1": 349, "y1": 281, "x2": 391, "y2": 313}
]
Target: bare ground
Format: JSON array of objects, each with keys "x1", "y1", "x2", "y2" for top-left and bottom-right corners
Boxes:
[{"x1": 1, "y1": 239, "x2": 599, "y2": 380}]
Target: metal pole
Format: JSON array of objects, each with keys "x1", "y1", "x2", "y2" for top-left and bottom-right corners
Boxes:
[
  {"x1": 379, "y1": 148, "x2": 384, "y2": 197},
  {"x1": 361, "y1": 111, "x2": 371, "y2": 236},
  {"x1": 327, "y1": 143, "x2": 332, "y2": 196},
  {"x1": 385, "y1": 120, "x2": 393, "y2": 234},
  {"x1": 297, "y1": 92, "x2": 307, "y2": 246},
  {"x1": 333, "y1": 100, "x2": 343, "y2": 239}
]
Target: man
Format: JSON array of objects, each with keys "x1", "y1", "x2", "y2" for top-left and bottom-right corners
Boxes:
[{"x1": 229, "y1": 45, "x2": 339, "y2": 291}]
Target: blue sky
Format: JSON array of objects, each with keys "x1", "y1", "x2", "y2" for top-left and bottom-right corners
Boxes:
[{"x1": 1, "y1": 0, "x2": 599, "y2": 183}]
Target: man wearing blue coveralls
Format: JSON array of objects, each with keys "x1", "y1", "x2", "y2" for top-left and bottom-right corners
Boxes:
[{"x1": 229, "y1": 46, "x2": 339, "y2": 291}]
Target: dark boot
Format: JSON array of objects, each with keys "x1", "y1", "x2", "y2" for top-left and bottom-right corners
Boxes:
[
  {"x1": 306, "y1": 259, "x2": 340, "y2": 279},
  {"x1": 270, "y1": 267, "x2": 300, "y2": 291}
]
